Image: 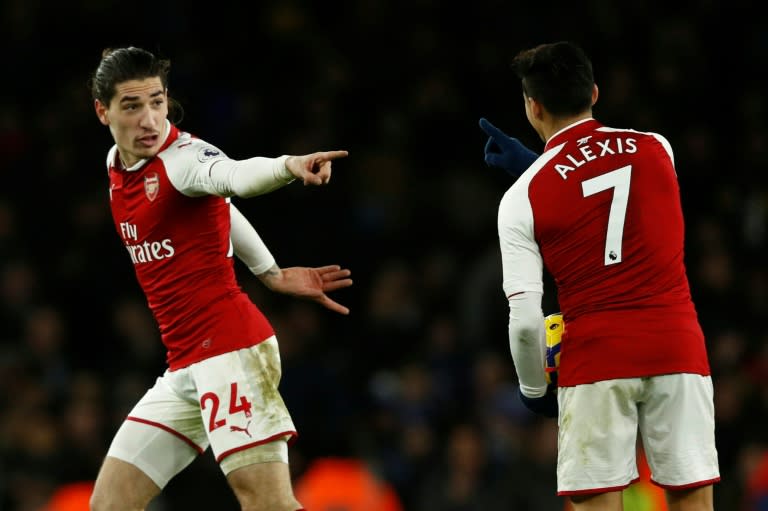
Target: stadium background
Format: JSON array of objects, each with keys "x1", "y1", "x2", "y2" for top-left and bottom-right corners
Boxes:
[{"x1": 1, "y1": 1, "x2": 766, "y2": 509}]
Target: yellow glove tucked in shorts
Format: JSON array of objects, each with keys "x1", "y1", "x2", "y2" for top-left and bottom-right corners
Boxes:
[{"x1": 544, "y1": 313, "x2": 563, "y2": 386}]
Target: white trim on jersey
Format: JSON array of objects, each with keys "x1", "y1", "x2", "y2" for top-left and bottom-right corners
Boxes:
[
  {"x1": 105, "y1": 146, "x2": 117, "y2": 173},
  {"x1": 547, "y1": 118, "x2": 594, "y2": 143},
  {"x1": 596, "y1": 126, "x2": 675, "y2": 165},
  {"x1": 105, "y1": 120, "x2": 174, "y2": 173}
]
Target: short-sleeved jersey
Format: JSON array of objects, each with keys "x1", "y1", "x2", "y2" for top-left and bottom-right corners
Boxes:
[
  {"x1": 106, "y1": 123, "x2": 274, "y2": 370},
  {"x1": 498, "y1": 119, "x2": 710, "y2": 386}
]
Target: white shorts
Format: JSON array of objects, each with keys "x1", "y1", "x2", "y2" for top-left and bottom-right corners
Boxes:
[
  {"x1": 106, "y1": 337, "x2": 297, "y2": 488},
  {"x1": 556, "y1": 373, "x2": 720, "y2": 495}
]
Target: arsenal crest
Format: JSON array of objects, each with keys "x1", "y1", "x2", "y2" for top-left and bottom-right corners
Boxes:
[{"x1": 144, "y1": 173, "x2": 160, "y2": 202}]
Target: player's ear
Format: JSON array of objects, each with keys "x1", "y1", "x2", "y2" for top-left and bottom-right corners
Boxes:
[
  {"x1": 528, "y1": 96, "x2": 544, "y2": 121},
  {"x1": 591, "y1": 84, "x2": 599, "y2": 107},
  {"x1": 94, "y1": 99, "x2": 109, "y2": 126}
]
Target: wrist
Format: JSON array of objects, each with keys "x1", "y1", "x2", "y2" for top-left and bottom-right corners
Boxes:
[
  {"x1": 519, "y1": 384, "x2": 548, "y2": 399},
  {"x1": 273, "y1": 155, "x2": 295, "y2": 183},
  {"x1": 518, "y1": 386, "x2": 558, "y2": 418},
  {"x1": 256, "y1": 264, "x2": 283, "y2": 290}
]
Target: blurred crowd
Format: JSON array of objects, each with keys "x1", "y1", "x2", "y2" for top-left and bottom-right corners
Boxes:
[{"x1": 1, "y1": 1, "x2": 767, "y2": 510}]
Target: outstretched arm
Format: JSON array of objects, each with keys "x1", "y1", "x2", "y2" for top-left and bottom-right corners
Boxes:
[{"x1": 209, "y1": 150, "x2": 349, "y2": 197}]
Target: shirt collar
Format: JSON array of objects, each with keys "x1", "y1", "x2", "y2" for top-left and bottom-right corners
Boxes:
[{"x1": 544, "y1": 118, "x2": 602, "y2": 151}]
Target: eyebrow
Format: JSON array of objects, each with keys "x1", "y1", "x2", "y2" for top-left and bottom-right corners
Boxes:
[{"x1": 119, "y1": 89, "x2": 165, "y2": 104}]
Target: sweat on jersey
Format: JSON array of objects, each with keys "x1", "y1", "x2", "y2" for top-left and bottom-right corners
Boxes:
[
  {"x1": 106, "y1": 123, "x2": 276, "y2": 370},
  {"x1": 498, "y1": 118, "x2": 711, "y2": 387}
]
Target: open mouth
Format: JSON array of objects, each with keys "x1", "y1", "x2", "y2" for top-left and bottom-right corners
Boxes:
[{"x1": 137, "y1": 134, "x2": 158, "y2": 147}]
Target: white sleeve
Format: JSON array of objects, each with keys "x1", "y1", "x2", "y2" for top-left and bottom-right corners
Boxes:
[
  {"x1": 230, "y1": 202, "x2": 275, "y2": 275},
  {"x1": 208, "y1": 155, "x2": 295, "y2": 198},
  {"x1": 497, "y1": 179, "x2": 547, "y2": 397},
  {"x1": 161, "y1": 136, "x2": 295, "y2": 197},
  {"x1": 508, "y1": 291, "x2": 548, "y2": 397},
  {"x1": 497, "y1": 184, "x2": 544, "y2": 297}
]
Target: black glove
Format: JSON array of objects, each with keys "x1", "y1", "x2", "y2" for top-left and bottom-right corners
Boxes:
[
  {"x1": 518, "y1": 385, "x2": 558, "y2": 418},
  {"x1": 479, "y1": 117, "x2": 539, "y2": 178}
]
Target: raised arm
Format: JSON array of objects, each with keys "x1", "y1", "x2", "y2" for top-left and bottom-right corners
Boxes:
[
  {"x1": 164, "y1": 136, "x2": 349, "y2": 198},
  {"x1": 479, "y1": 117, "x2": 539, "y2": 178},
  {"x1": 210, "y1": 150, "x2": 349, "y2": 197}
]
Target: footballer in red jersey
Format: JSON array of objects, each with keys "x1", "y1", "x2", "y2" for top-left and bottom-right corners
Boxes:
[
  {"x1": 484, "y1": 41, "x2": 719, "y2": 510},
  {"x1": 89, "y1": 46, "x2": 351, "y2": 511}
]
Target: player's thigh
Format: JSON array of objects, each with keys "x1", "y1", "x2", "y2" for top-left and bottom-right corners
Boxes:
[
  {"x1": 639, "y1": 373, "x2": 719, "y2": 487},
  {"x1": 106, "y1": 372, "x2": 209, "y2": 489},
  {"x1": 558, "y1": 379, "x2": 642, "y2": 493},
  {"x1": 91, "y1": 456, "x2": 161, "y2": 511},
  {"x1": 227, "y1": 456, "x2": 300, "y2": 511}
]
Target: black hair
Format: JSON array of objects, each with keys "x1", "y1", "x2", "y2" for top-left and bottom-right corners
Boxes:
[
  {"x1": 88, "y1": 46, "x2": 183, "y2": 124},
  {"x1": 510, "y1": 41, "x2": 594, "y2": 117}
]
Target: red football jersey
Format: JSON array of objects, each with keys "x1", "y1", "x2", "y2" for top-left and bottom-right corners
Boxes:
[
  {"x1": 106, "y1": 123, "x2": 274, "y2": 370},
  {"x1": 499, "y1": 119, "x2": 710, "y2": 386}
]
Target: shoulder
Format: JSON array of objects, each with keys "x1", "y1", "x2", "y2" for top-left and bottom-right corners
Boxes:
[
  {"x1": 498, "y1": 151, "x2": 552, "y2": 223},
  {"x1": 596, "y1": 125, "x2": 674, "y2": 163},
  {"x1": 502, "y1": 141, "x2": 567, "y2": 204},
  {"x1": 596, "y1": 124, "x2": 670, "y2": 143},
  {"x1": 158, "y1": 131, "x2": 231, "y2": 195},
  {"x1": 160, "y1": 131, "x2": 229, "y2": 165}
]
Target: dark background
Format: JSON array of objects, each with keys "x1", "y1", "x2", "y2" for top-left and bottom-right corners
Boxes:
[{"x1": 1, "y1": 1, "x2": 767, "y2": 509}]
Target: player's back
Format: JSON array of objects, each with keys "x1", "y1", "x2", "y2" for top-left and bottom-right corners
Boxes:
[{"x1": 529, "y1": 119, "x2": 710, "y2": 385}]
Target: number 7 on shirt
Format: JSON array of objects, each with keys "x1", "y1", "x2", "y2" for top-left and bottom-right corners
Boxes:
[{"x1": 581, "y1": 165, "x2": 631, "y2": 266}]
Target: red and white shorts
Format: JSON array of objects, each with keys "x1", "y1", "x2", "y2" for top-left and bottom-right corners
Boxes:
[
  {"x1": 106, "y1": 337, "x2": 297, "y2": 488},
  {"x1": 556, "y1": 373, "x2": 720, "y2": 495}
]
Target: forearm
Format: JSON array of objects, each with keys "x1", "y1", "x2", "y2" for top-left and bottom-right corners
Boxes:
[
  {"x1": 508, "y1": 291, "x2": 548, "y2": 397},
  {"x1": 230, "y1": 202, "x2": 275, "y2": 274},
  {"x1": 210, "y1": 155, "x2": 294, "y2": 197},
  {"x1": 254, "y1": 263, "x2": 283, "y2": 290}
]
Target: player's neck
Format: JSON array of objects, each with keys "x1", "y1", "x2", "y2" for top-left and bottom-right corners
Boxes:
[{"x1": 544, "y1": 112, "x2": 593, "y2": 142}]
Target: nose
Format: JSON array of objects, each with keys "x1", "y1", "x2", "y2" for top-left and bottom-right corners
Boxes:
[{"x1": 139, "y1": 107, "x2": 159, "y2": 129}]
